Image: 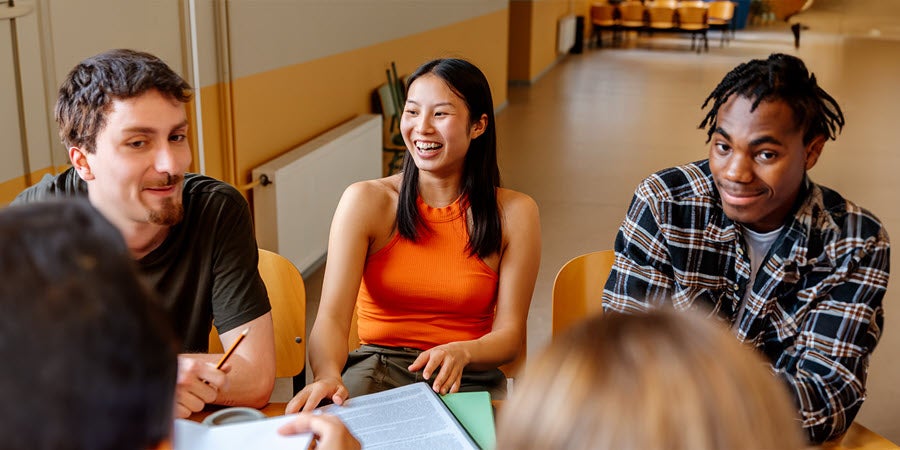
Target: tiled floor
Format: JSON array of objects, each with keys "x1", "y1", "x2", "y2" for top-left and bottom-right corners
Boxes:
[{"x1": 302, "y1": 10, "x2": 900, "y2": 442}]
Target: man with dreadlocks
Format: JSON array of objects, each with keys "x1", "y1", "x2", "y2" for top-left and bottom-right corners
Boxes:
[{"x1": 602, "y1": 53, "x2": 890, "y2": 443}]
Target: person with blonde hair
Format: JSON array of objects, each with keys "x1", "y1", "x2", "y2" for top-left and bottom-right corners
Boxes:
[{"x1": 495, "y1": 309, "x2": 804, "y2": 450}]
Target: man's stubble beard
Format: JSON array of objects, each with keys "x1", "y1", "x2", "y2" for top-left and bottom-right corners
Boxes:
[{"x1": 148, "y1": 197, "x2": 184, "y2": 226}]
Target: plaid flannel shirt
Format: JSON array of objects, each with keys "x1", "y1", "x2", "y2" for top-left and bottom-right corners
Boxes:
[{"x1": 603, "y1": 160, "x2": 890, "y2": 443}]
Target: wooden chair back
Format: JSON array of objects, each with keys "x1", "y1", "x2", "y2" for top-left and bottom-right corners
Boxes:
[
  {"x1": 647, "y1": 4, "x2": 677, "y2": 29},
  {"x1": 551, "y1": 250, "x2": 615, "y2": 336},
  {"x1": 618, "y1": 1, "x2": 647, "y2": 28},
  {"x1": 677, "y1": 5, "x2": 709, "y2": 30},
  {"x1": 209, "y1": 249, "x2": 306, "y2": 379},
  {"x1": 707, "y1": 0, "x2": 736, "y2": 23},
  {"x1": 375, "y1": 82, "x2": 407, "y2": 176},
  {"x1": 591, "y1": 3, "x2": 618, "y2": 26}
]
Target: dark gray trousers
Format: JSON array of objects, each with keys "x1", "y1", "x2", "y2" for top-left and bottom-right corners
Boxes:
[{"x1": 342, "y1": 344, "x2": 507, "y2": 400}]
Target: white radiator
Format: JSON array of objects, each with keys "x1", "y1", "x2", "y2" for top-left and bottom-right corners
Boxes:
[
  {"x1": 252, "y1": 114, "x2": 382, "y2": 276},
  {"x1": 557, "y1": 14, "x2": 577, "y2": 54}
]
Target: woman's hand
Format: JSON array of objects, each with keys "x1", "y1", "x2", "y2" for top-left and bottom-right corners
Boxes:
[
  {"x1": 285, "y1": 376, "x2": 349, "y2": 413},
  {"x1": 408, "y1": 342, "x2": 472, "y2": 395},
  {"x1": 278, "y1": 413, "x2": 360, "y2": 450}
]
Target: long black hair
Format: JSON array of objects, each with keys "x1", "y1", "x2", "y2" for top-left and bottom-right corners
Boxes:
[
  {"x1": 396, "y1": 58, "x2": 502, "y2": 258},
  {"x1": 699, "y1": 53, "x2": 844, "y2": 144}
]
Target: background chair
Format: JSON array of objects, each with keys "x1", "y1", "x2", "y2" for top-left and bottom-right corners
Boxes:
[
  {"x1": 646, "y1": 0, "x2": 678, "y2": 8},
  {"x1": 677, "y1": 4, "x2": 709, "y2": 53},
  {"x1": 551, "y1": 250, "x2": 615, "y2": 336},
  {"x1": 209, "y1": 249, "x2": 307, "y2": 393},
  {"x1": 590, "y1": 3, "x2": 620, "y2": 48},
  {"x1": 707, "y1": 1, "x2": 737, "y2": 47},
  {"x1": 646, "y1": 4, "x2": 678, "y2": 35},
  {"x1": 618, "y1": 1, "x2": 648, "y2": 37},
  {"x1": 375, "y1": 81, "x2": 407, "y2": 176}
]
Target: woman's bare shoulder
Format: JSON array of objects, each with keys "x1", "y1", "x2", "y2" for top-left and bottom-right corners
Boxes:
[
  {"x1": 497, "y1": 188, "x2": 538, "y2": 215},
  {"x1": 343, "y1": 175, "x2": 400, "y2": 205}
]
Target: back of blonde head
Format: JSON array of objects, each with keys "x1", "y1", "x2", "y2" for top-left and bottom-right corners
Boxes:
[{"x1": 496, "y1": 309, "x2": 803, "y2": 450}]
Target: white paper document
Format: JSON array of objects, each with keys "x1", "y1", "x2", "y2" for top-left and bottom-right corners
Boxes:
[
  {"x1": 323, "y1": 382, "x2": 480, "y2": 449},
  {"x1": 173, "y1": 414, "x2": 312, "y2": 450},
  {"x1": 173, "y1": 382, "x2": 479, "y2": 449}
]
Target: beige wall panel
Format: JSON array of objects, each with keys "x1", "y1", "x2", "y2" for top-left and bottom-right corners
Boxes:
[
  {"x1": 16, "y1": 7, "x2": 56, "y2": 172},
  {"x1": 196, "y1": 83, "x2": 228, "y2": 181},
  {"x1": 228, "y1": 9, "x2": 509, "y2": 184},
  {"x1": 0, "y1": 19, "x2": 26, "y2": 184},
  {"x1": 226, "y1": 0, "x2": 507, "y2": 80},
  {"x1": 45, "y1": 0, "x2": 185, "y2": 85},
  {"x1": 192, "y1": 0, "x2": 222, "y2": 86}
]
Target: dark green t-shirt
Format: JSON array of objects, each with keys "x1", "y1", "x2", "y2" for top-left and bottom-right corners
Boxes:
[{"x1": 13, "y1": 169, "x2": 271, "y2": 352}]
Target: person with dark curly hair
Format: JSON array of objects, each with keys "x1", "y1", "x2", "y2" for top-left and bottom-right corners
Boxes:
[
  {"x1": 13, "y1": 49, "x2": 276, "y2": 418},
  {"x1": 603, "y1": 53, "x2": 890, "y2": 443}
]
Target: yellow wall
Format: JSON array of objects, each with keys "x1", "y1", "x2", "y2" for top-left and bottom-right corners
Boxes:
[
  {"x1": 508, "y1": 0, "x2": 573, "y2": 83},
  {"x1": 225, "y1": 9, "x2": 509, "y2": 186},
  {"x1": 0, "y1": 165, "x2": 69, "y2": 204},
  {"x1": 2, "y1": 2, "x2": 509, "y2": 201}
]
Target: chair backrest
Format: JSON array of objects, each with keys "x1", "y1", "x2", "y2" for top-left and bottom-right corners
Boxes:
[
  {"x1": 646, "y1": 0, "x2": 678, "y2": 8},
  {"x1": 376, "y1": 83, "x2": 397, "y2": 119},
  {"x1": 208, "y1": 249, "x2": 306, "y2": 378},
  {"x1": 618, "y1": 1, "x2": 646, "y2": 25},
  {"x1": 677, "y1": 5, "x2": 709, "y2": 29},
  {"x1": 647, "y1": 4, "x2": 677, "y2": 28},
  {"x1": 591, "y1": 4, "x2": 618, "y2": 25},
  {"x1": 551, "y1": 250, "x2": 615, "y2": 336},
  {"x1": 707, "y1": 0, "x2": 735, "y2": 20}
]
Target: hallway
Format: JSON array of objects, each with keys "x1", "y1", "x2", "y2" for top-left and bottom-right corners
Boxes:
[{"x1": 496, "y1": 21, "x2": 900, "y2": 441}]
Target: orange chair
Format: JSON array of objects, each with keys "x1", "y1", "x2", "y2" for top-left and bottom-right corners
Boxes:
[
  {"x1": 618, "y1": 1, "x2": 647, "y2": 36},
  {"x1": 209, "y1": 249, "x2": 306, "y2": 386},
  {"x1": 646, "y1": 4, "x2": 677, "y2": 33},
  {"x1": 646, "y1": 0, "x2": 678, "y2": 7},
  {"x1": 677, "y1": 4, "x2": 709, "y2": 53},
  {"x1": 708, "y1": 1, "x2": 736, "y2": 47},
  {"x1": 551, "y1": 250, "x2": 615, "y2": 336},
  {"x1": 590, "y1": 3, "x2": 620, "y2": 47}
]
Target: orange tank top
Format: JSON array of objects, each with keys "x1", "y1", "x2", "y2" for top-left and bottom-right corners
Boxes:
[{"x1": 356, "y1": 195, "x2": 499, "y2": 350}]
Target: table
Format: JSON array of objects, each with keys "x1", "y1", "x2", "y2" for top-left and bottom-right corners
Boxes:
[
  {"x1": 819, "y1": 423, "x2": 900, "y2": 450},
  {"x1": 188, "y1": 403, "x2": 898, "y2": 450}
]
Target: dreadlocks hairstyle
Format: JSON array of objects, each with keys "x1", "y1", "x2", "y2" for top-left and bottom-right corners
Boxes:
[
  {"x1": 396, "y1": 58, "x2": 502, "y2": 258},
  {"x1": 699, "y1": 53, "x2": 845, "y2": 145}
]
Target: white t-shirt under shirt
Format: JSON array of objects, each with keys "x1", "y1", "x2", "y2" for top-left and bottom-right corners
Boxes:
[{"x1": 734, "y1": 225, "x2": 783, "y2": 327}]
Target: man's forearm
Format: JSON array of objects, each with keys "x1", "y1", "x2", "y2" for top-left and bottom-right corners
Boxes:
[{"x1": 181, "y1": 352, "x2": 274, "y2": 408}]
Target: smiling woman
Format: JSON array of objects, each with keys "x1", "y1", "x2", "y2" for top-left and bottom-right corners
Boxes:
[{"x1": 286, "y1": 58, "x2": 542, "y2": 414}]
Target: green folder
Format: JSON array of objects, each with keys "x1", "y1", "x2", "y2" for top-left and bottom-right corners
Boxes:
[{"x1": 440, "y1": 391, "x2": 496, "y2": 450}]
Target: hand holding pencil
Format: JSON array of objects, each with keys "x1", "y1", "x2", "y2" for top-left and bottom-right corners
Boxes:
[{"x1": 172, "y1": 328, "x2": 250, "y2": 418}]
